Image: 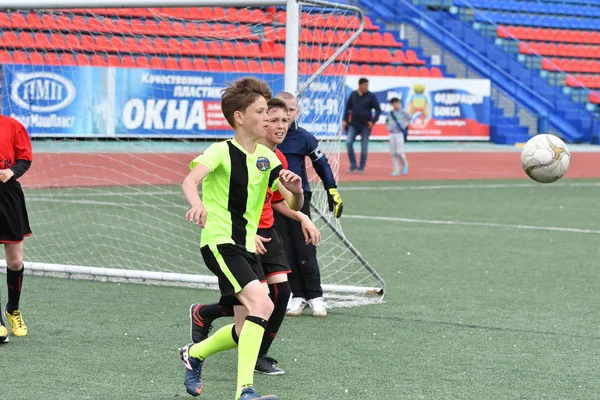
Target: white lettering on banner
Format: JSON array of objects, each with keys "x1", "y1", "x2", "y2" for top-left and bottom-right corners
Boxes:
[
  {"x1": 300, "y1": 122, "x2": 340, "y2": 134},
  {"x1": 11, "y1": 113, "x2": 75, "y2": 128},
  {"x1": 433, "y1": 93, "x2": 483, "y2": 105},
  {"x1": 140, "y1": 73, "x2": 214, "y2": 86},
  {"x1": 121, "y1": 98, "x2": 206, "y2": 130},
  {"x1": 434, "y1": 120, "x2": 467, "y2": 127},
  {"x1": 11, "y1": 72, "x2": 77, "y2": 113},
  {"x1": 434, "y1": 106, "x2": 461, "y2": 117},
  {"x1": 165, "y1": 100, "x2": 188, "y2": 129},
  {"x1": 173, "y1": 86, "x2": 223, "y2": 98},
  {"x1": 387, "y1": 91, "x2": 403, "y2": 101},
  {"x1": 144, "y1": 99, "x2": 167, "y2": 129}
]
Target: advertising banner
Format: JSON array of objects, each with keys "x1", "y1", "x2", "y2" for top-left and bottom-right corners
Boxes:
[
  {"x1": 345, "y1": 75, "x2": 491, "y2": 140},
  {"x1": 2, "y1": 64, "x2": 345, "y2": 139}
]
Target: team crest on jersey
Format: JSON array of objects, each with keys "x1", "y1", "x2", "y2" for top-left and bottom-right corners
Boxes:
[{"x1": 256, "y1": 157, "x2": 271, "y2": 171}]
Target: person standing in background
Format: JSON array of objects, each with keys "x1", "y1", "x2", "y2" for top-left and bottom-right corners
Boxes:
[{"x1": 342, "y1": 77, "x2": 381, "y2": 174}]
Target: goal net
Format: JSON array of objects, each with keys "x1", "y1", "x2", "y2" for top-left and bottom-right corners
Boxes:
[{"x1": 0, "y1": 1, "x2": 385, "y2": 307}]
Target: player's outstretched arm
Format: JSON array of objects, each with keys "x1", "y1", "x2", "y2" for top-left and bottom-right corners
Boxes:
[
  {"x1": 181, "y1": 163, "x2": 211, "y2": 227},
  {"x1": 276, "y1": 169, "x2": 304, "y2": 211},
  {"x1": 272, "y1": 201, "x2": 321, "y2": 246}
]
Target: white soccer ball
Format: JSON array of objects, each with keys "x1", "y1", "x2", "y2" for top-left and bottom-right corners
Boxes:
[{"x1": 520, "y1": 134, "x2": 570, "y2": 184}]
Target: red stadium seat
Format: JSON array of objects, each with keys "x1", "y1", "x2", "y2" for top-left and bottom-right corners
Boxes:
[
  {"x1": 360, "y1": 64, "x2": 373, "y2": 74},
  {"x1": 91, "y1": 54, "x2": 107, "y2": 66},
  {"x1": 221, "y1": 59, "x2": 235, "y2": 72},
  {"x1": 349, "y1": 64, "x2": 361, "y2": 74},
  {"x1": 11, "y1": 12, "x2": 26, "y2": 29},
  {"x1": 248, "y1": 60, "x2": 261, "y2": 72},
  {"x1": 384, "y1": 65, "x2": 396, "y2": 75},
  {"x1": 164, "y1": 57, "x2": 179, "y2": 70},
  {"x1": 150, "y1": 56, "x2": 165, "y2": 69},
  {"x1": 144, "y1": 20, "x2": 159, "y2": 35},
  {"x1": 12, "y1": 51, "x2": 30, "y2": 64},
  {"x1": 407, "y1": 66, "x2": 419, "y2": 76},
  {"x1": 72, "y1": 15, "x2": 87, "y2": 31},
  {"x1": 207, "y1": 42, "x2": 221, "y2": 57},
  {"x1": 121, "y1": 55, "x2": 135, "y2": 67},
  {"x1": 405, "y1": 49, "x2": 425, "y2": 65},
  {"x1": 383, "y1": 32, "x2": 401, "y2": 47},
  {"x1": 167, "y1": 38, "x2": 181, "y2": 55},
  {"x1": 372, "y1": 65, "x2": 385, "y2": 75},
  {"x1": 18, "y1": 32, "x2": 36, "y2": 49},
  {"x1": 139, "y1": 38, "x2": 154, "y2": 53},
  {"x1": 60, "y1": 53, "x2": 77, "y2": 66},
  {"x1": 107, "y1": 55, "x2": 122, "y2": 67},
  {"x1": 207, "y1": 58, "x2": 222, "y2": 71},
  {"x1": 0, "y1": 50, "x2": 12, "y2": 63},
  {"x1": 44, "y1": 53, "x2": 61, "y2": 65},
  {"x1": 234, "y1": 59, "x2": 249, "y2": 72},
  {"x1": 76, "y1": 53, "x2": 91, "y2": 66},
  {"x1": 273, "y1": 61, "x2": 285, "y2": 73},
  {"x1": 29, "y1": 52, "x2": 44, "y2": 64},
  {"x1": 50, "y1": 33, "x2": 68, "y2": 50},
  {"x1": 419, "y1": 67, "x2": 431, "y2": 77},
  {"x1": 221, "y1": 42, "x2": 235, "y2": 57},
  {"x1": 110, "y1": 36, "x2": 126, "y2": 52},
  {"x1": 153, "y1": 38, "x2": 168, "y2": 54},
  {"x1": 135, "y1": 56, "x2": 150, "y2": 68},
  {"x1": 193, "y1": 58, "x2": 207, "y2": 71},
  {"x1": 25, "y1": 13, "x2": 43, "y2": 29},
  {"x1": 431, "y1": 67, "x2": 443, "y2": 78},
  {"x1": 179, "y1": 57, "x2": 192, "y2": 70},
  {"x1": 393, "y1": 50, "x2": 406, "y2": 64},
  {"x1": 41, "y1": 14, "x2": 59, "y2": 31},
  {"x1": 65, "y1": 34, "x2": 82, "y2": 51}
]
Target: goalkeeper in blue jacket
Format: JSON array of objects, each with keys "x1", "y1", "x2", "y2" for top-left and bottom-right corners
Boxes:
[{"x1": 273, "y1": 92, "x2": 343, "y2": 318}]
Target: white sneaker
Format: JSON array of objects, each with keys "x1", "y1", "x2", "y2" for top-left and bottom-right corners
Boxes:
[
  {"x1": 286, "y1": 297, "x2": 307, "y2": 316},
  {"x1": 308, "y1": 297, "x2": 327, "y2": 317}
]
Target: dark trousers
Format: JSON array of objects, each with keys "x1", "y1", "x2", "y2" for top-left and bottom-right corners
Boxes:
[
  {"x1": 273, "y1": 191, "x2": 323, "y2": 300},
  {"x1": 346, "y1": 124, "x2": 371, "y2": 170}
]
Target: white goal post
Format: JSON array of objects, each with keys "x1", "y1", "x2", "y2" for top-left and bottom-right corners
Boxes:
[{"x1": 0, "y1": 0, "x2": 386, "y2": 307}]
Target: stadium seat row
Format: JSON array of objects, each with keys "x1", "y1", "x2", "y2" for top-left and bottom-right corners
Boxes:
[
  {"x1": 456, "y1": 0, "x2": 600, "y2": 17},
  {"x1": 565, "y1": 73, "x2": 600, "y2": 89},
  {"x1": 69, "y1": 7, "x2": 379, "y2": 30},
  {"x1": 497, "y1": 25, "x2": 600, "y2": 44},
  {"x1": 265, "y1": 27, "x2": 402, "y2": 47},
  {"x1": 0, "y1": 32, "x2": 423, "y2": 65},
  {"x1": 0, "y1": 50, "x2": 443, "y2": 77},
  {"x1": 0, "y1": 13, "x2": 393, "y2": 46},
  {"x1": 476, "y1": 11, "x2": 599, "y2": 30},
  {"x1": 541, "y1": 57, "x2": 600, "y2": 73},
  {"x1": 519, "y1": 42, "x2": 600, "y2": 59}
]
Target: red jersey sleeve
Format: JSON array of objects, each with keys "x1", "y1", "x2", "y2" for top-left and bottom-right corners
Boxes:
[
  {"x1": 271, "y1": 149, "x2": 288, "y2": 203},
  {"x1": 13, "y1": 120, "x2": 32, "y2": 162}
]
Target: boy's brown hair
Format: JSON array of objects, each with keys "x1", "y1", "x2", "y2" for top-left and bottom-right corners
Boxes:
[
  {"x1": 221, "y1": 77, "x2": 272, "y2": 129},
  {"x1": 267, "y1": 97, "x2": 288, "y2": 113}
]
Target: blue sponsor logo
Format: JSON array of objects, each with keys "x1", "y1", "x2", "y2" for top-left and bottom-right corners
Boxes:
[{"x1": 10, "y1": 72, "x2": 76, "y2": 113}]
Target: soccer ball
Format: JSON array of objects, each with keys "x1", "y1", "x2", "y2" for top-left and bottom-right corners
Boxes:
[{"x1": 520, "y1": 134, "x2": 570, "y2": 184}]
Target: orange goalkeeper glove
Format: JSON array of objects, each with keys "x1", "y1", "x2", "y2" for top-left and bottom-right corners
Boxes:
[{"x1": 327, "y1": 188, "x2": 343, "y2": 218}]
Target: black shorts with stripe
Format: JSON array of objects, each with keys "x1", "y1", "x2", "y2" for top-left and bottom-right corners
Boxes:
[
  {"x1": 201, "y1": 243, "x2": 265, "y2": 297},
  {"x1": 257, "y1": 227, "x2": 291, "y2": 278},
  {"x1": 0, "y1": 178, "x2": 32, "y2": 244}
]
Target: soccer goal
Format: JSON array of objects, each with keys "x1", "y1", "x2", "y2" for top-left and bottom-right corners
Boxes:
[{"x1": 0, "y1": 0, "x2": 386, "y2": 307}]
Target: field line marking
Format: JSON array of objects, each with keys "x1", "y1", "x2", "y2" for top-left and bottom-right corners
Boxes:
[{"x1": 344, "y1": 214, "x2": 600, "y2": 234}]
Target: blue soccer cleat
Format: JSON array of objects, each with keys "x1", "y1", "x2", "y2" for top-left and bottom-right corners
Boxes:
[
  {"x1": 402, "y1": 164, "x2": 409, "y2": 175},
  {"x1": 180, "y1": 343, "x2": 204, "y2": 396},
  {"x1": 239, "y1": 386, "x2": 279, "y2": 399}
]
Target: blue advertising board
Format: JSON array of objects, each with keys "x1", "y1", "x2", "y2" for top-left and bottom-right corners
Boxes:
[{"x1": 2, "y1": 64, "x2": 345, "y2": 139}]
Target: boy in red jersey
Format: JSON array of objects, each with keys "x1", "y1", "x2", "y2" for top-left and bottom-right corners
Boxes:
[
  {"x1": 189, "y1": 98, "x2": 321, "y2": 375},
  {"x1": 0, "y1": 116, "x2": 32, "y2": 343}
]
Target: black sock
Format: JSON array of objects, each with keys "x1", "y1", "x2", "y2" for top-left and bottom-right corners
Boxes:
[
  {"x1": 259, "y1": 281, "x2": 291, "y2": 357},
  {"x1": 199, "y1": 303, "x2": 234, "y2": 321},
  {"x1": 6, "y1": 265, "x2": 23, "y2": 314}
]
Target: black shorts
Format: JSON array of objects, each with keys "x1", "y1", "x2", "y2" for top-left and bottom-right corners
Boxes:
[
  {"x1": 257, "y1": 227, "x2": 291, "y2": 278},
  {"x1": 201, "y1": 243, "x2": 265, "y2": 297},
  {"x1": 0, "y1": 178, "x2": 32, "y2": 244}
]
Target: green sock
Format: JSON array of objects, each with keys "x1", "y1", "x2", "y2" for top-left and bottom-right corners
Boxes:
[
  {"x1": 236, "y1": 316, "x2": 268, "y2": 399},
  {"x1": 189, "y1": 323, "x2": 238, "y2": 360}
]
